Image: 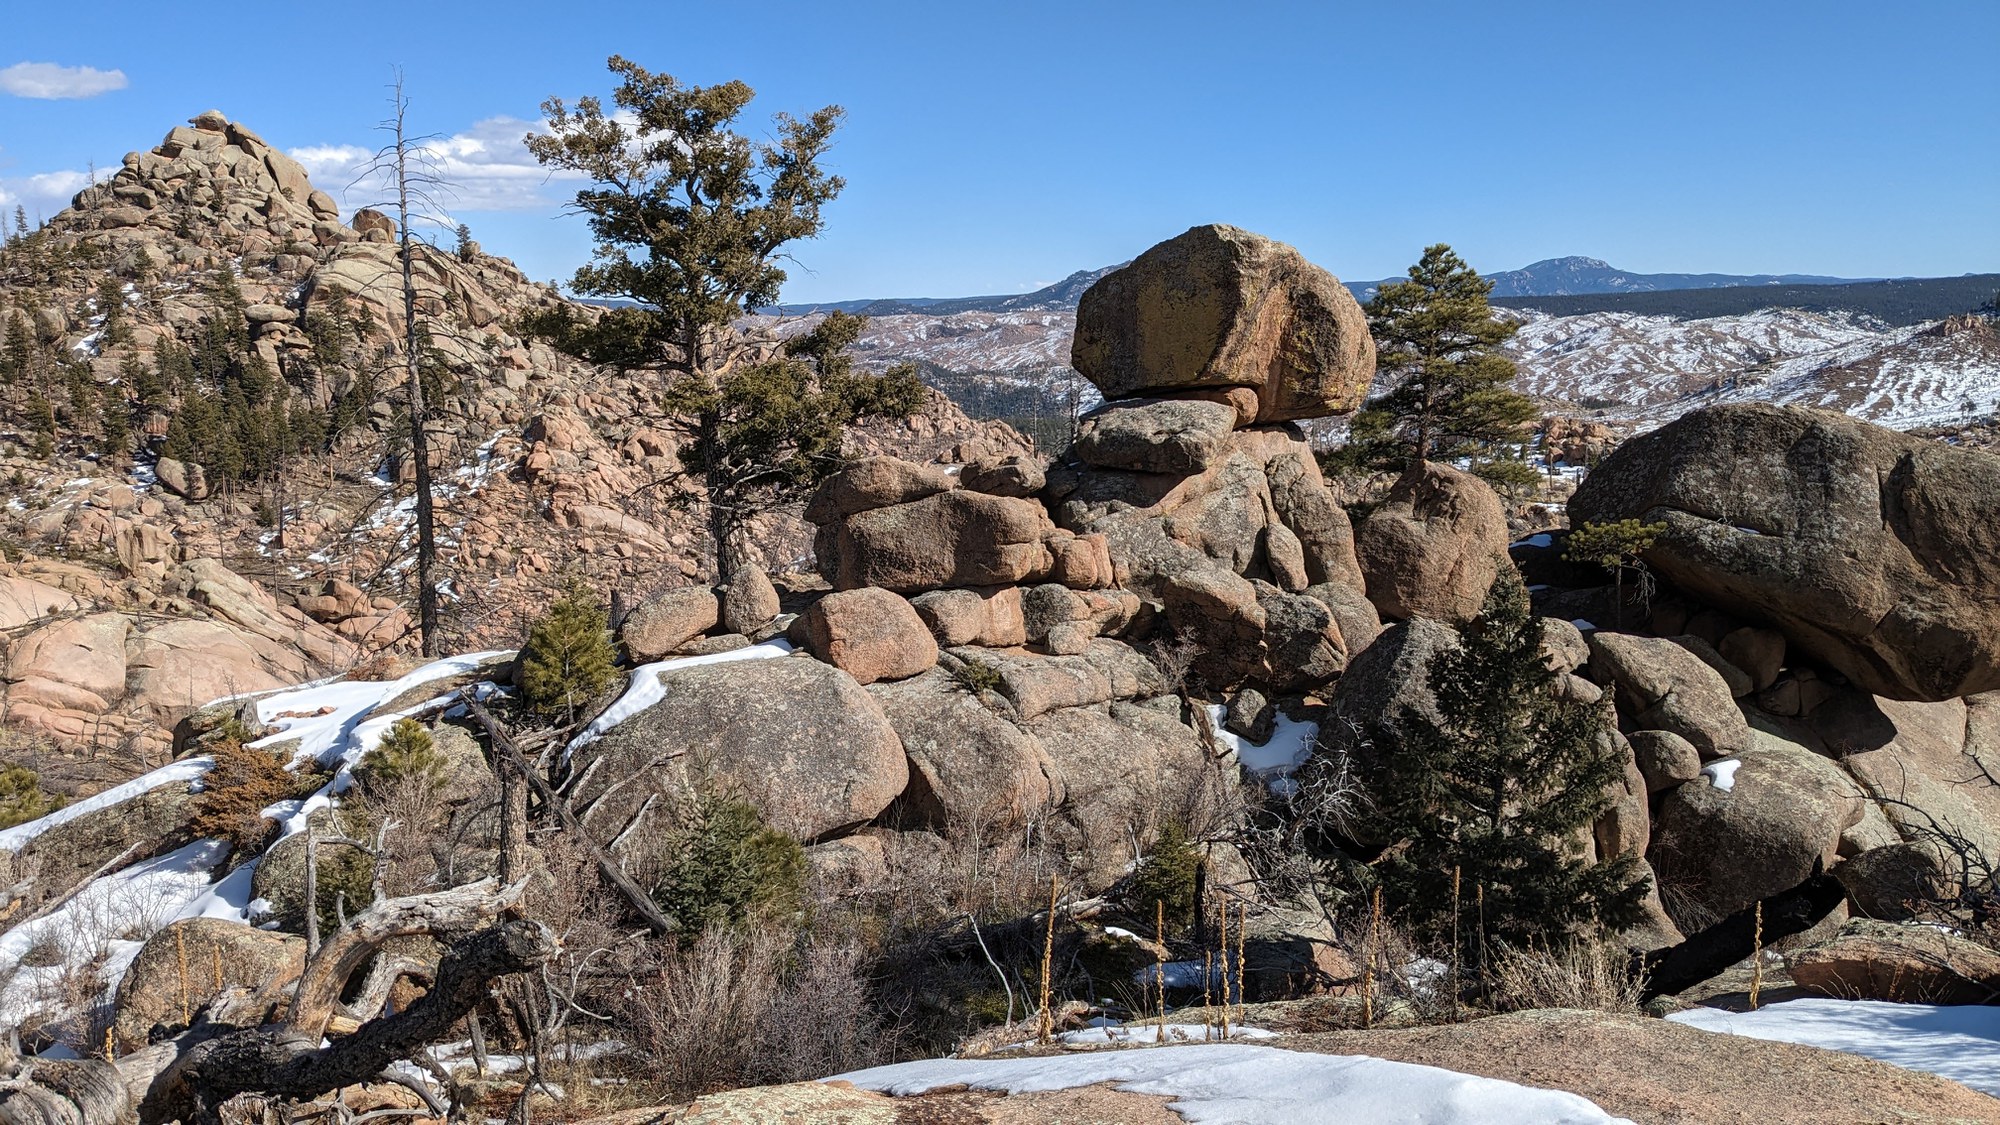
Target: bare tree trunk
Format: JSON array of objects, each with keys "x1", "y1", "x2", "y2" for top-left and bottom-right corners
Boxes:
[
  {"x1": 467, "y1": 699, "x2": 677, "y2": 937},
  {"x1": 388, "y1": 76, "x2": 440, "y2": 658}
]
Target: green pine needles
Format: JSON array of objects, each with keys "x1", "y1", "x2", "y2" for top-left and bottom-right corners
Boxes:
[
  {"x1": 651, "y1": 790, "x2": 806, "y2": 940},
  {"x1": 1372, "y1": 568, "x2": 1648, "y2": 953},
  {"x1": 1335, "y1": 244, "x2": 1538, "y2": 476},
  {"x1": 518, "y1": 581, "x2": 619, "y2": 720}
]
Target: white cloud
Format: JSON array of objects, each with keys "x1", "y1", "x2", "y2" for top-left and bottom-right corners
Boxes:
[
  {"x1": 0, "y1": 62, "x2": 128, "y2": 99},
  {"x1": 0, "y1": 168, "x2": 96, "y2": 223},
  {"x1": 290, "y1": 115, "x2": 586, "y2": 226}
]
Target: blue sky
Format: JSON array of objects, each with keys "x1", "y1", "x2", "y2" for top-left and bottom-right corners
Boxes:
[{"x1": 3, "y1": 0, "x2": 1994, "y2": 303}]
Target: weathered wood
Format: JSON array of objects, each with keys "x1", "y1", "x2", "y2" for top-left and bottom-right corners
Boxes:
[
  {"x1": 467, "y1": 699, "x2": 677, "y2": 937},
  {"x1": 284, "y1": 877, "x2": 524, "y2": 1036},
  {"x1": 149, "y1": 920, "x2": 555, "y2": 1125}
]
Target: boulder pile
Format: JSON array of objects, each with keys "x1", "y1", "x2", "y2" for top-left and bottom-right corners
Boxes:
[{"x1": 587, "y1": 224, "x2": 1389, "y2": 894}]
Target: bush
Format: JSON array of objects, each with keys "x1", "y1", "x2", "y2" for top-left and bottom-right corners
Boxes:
[
  {"x1": 651, "y1": 791, "x2": 806, "y2": 939},
  {"x1": 1489, "y1": 938, "x2": 1645, "y2": 1013},
  {"x1": 191, "y1": 736, "x2": 308, "y2": 855},
  {"x1": 518, "y1": 581, "x2": 619, "y2": 718},
  {"x1": 1127, "y1": 821, "x2": 1201, "y2": 931},
  {"x1": 0, "y1": 764, "x2": 65, "y2": 829}
]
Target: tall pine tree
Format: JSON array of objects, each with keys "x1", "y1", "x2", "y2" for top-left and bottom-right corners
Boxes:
[
  {"x1": 1369, "y1": 567, "x2": 1647, "y2": 953},
  {"x1": 1340, "y1": 245, "x2": 1537, "y2": 472}
]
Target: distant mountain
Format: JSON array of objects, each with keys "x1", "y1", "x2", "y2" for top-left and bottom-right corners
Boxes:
[
  {"x1": 1351, "y1": 256, "x2": 1868, "y2": 300},
  {"x1": 769, "y1": 256, "x2": 1878, "y2": 315},
  {"x1": 762, "y1": 266, "x2": 1121, "y2": 317}
]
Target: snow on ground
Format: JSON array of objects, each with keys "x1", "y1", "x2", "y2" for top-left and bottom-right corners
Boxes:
[
  {"x1": 1670, "y1": 999, "x2": 2000, "y2": 1097},
  {"x1": 0, "y1": 650, "x2": 523, "y2": 1028},
  {"x1": 1051, "y1": 1022, "x2": 1277, "y2": 1046},
  {"x1": 0, "y1": 838, "x2": 232, "y2": 1019},
  {"x1": 1206, "y1": 706, "x2": 1320, "y2": 797},
  {"x1": 835, "y1": 1042, "x2": 1632, "y2": 1124},
  {"x1": 567, "y1": 638, "x2": 795, "y2": 755}
]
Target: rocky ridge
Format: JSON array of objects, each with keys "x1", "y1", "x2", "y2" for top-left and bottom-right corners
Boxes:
[{"x1": 0, "y1": 111, "x2": 1028, "y2": 792}]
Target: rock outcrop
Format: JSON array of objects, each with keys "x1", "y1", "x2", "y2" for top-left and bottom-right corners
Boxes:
[{"x1": 1571, "y1": 403, "x2": 2000, "y2": 701}]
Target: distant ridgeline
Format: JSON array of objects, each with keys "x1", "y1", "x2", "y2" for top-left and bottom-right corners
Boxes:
[{"x1": 1495, "y1": 274, "x2": 2000, "y2": 325}]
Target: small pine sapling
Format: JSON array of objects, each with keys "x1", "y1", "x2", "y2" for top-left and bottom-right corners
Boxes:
[{"x1": 518, "y1": 580, "x2": 619, "y2": 721}]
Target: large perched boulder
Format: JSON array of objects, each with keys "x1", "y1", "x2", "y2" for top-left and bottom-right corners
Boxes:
[
  {"x1": 1569, "y1": 404, "x2": 2000, "y2": 701},
  {"x1": 570, "y1": 657, "x2": 908, "y2": 842},
  {"x1": 801, "y1": 588, "x2": 939, "y2": 686},
  {"x1": 1071, "y1": 224, "x2": 1374, "y2": 423},
  {"x1": 817, "y1": 490, "x2": 1057, "y2": 593},
  {"x1": 1069, "y1": 397, "x2": 1239, "y2": 474},
  {"x1": 1355, "y1": 463, "x2": 1509, "y2": 623},
  {"x1": 1586, "y1": 631, "x2": 1752, "y2": 760}
]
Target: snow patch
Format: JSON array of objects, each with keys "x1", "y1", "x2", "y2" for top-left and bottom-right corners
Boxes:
[
  {"x1": 1670, "y1": 999, "x2": 2000, "y2": 1097},
  {"x1": 1702, "y1": 759, "x2": 1741, "y2": 792},
  {"x1": 0, "y1": 758, "x2": 215, "y2": 852},
  {"x1": 835, "y1": 1042, "x2": 1631, "y2": 1124},
  {"x1": 1206, "y1": 706, "x2": 1319, "y2": 797},
  {"x1": 567, "y1": 639, "x2": 795, "y2": 756}
]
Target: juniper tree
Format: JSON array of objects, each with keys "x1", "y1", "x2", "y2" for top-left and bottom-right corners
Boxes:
[
  {"x1": 524, "y1": 56, "x2": 920, "y2": 581},
  {"x1": 1369, "y1": 567, "x2": 1647, "y2": 957},
  {"x1": 1340, "y1": 245, "x2": 1538, "y2": 476}
]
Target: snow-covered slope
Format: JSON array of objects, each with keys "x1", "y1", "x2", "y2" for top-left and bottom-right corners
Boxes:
[{"x1": 768, "y1": 303, "x2": 2000, "y2": 436}]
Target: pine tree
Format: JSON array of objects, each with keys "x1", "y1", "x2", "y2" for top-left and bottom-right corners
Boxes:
[
  {"x1": 518, "y1": 580, "x2": 619, "y2": 720},
  {"x1": 650, "y1": 789, "x2": 805, "y2": 939},
  {"x1": 523, "y1": 57, "x2": 920, "y2": 581},
  {"x1": 0, "y1": 764, "x2": 65, "y2": 830},
  {"x1": 1563, "y1": 519, "x2": 1667, "y2": 628},
  {"x1": 1341, "y1": 245, "x2": 1538, "y2": 472},
  {"x1": 1369, "y1": 567, "x2": 1647, "y2": 954},
  {"x1": 454, "y1": 222, "x2": 474, "y2": 262}
]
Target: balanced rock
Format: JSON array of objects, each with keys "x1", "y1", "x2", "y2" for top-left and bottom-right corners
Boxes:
[
  {"x1": 1071, "y1": 224, "x2": 1375, "y2": 423},
  {"x1": 958, "y1": 453, "x2": 1045, "y2": 498},
  {"x1": 1570, "y1": 404, "x2": 2000, "y2": 701},
  {"x1": 1355, "y1": 462, "x2": 1509, "y2": 622}
]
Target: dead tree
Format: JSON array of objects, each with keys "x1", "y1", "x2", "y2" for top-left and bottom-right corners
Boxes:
[{"x1": 0, "y1": 879, "x2": 548, "y2": 1125}]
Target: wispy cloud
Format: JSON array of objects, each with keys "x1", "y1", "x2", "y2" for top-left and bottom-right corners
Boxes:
[
  {"x1": 291, "y1": 115, "x2": 586, "y2": 224},
  {"x1": 0, "y1": 168, "x2": 95, "y2": 223},
  {"x1": 0, "y1": 62, "x2": 128, "y2": 99}
]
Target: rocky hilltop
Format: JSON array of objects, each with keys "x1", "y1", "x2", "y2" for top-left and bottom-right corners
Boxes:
[{"x1": 0, "y1": 111, "x2": 1026, "y2": 791}]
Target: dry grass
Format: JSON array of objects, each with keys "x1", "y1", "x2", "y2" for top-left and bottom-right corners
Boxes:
[{"x1": 1488, "y1": 938, "x2": 1646, "y2": 1014}]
